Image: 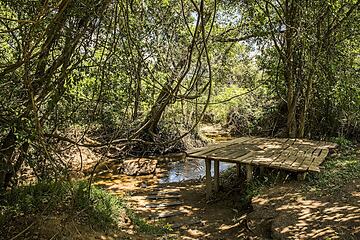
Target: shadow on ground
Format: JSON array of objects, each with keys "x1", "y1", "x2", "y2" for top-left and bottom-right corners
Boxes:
[{"x1": 248, "y1": 180, "x2": 360, "y2": 239}]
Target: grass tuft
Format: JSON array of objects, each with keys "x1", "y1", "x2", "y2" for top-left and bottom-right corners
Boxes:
[
  {"x1": 0, "y1": 181, "x2": 126, "y2": 231},
  {"x1": 126, "y1": 208, "x2": 172, "y2": 234},
  {"x1": 306, "y1": 152, "x2": 360, "y2": 193},
  {"x1": 0, "y1": 180, "x2": 171, "y2": 238}
]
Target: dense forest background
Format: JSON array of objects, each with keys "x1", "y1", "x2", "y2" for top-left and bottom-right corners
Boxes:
[{"x1": 0, "y1": 0, "x2": 359, "y2": 191}]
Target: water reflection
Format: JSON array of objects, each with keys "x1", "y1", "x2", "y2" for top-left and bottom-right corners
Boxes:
[{"x1": 159, "y1": 158, "x2": 235, "y2": 183}]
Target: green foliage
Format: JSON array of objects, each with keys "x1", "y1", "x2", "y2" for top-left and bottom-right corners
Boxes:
[
  {"x1": 1, "y1": 0, "x2": 359, "y2": 196},
  {"x1": 331, "y1": 137, "x2": 354, "y2": 151},
  {"x1": 242, "y1": 169, "x2": 287, "y2": 200},
  {"x1": 0, "y1": 181, "x2": 126, "y2": 230},
  {"x1": 220, "y1": 166, "x2": 286, "y2": 208},
  {"x1": 0, "y1": 180, "x2": 171, "y2": 235},
  {"x1": 126, "y1": 209, "x2": 171, "y2": 235},
  {"x1": 251, "y1": 0, "x2": 360, "y2": 139},
  {"x1": 72, "y1": 181, "x2": 125, "y2": 228},
  {"x1": 208, "y1": 85, "x2": 249, "y2": 122},
  {"x1": 206, "y1": 84, "x2": 273, "y2": 136},
  {"x1": 307, "y1": 153, "x2": 360, "y2": 194},
  {"x1": 0, "y1": 181, "x2": 68, "y2": 214}
]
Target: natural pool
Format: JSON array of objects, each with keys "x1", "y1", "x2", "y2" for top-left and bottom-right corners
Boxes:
[{"x1": 159, "y1": 157, "x2": 235, "y2": 183}]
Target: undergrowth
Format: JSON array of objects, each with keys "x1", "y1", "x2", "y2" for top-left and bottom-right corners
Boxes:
[
  {"x1": 0, "y1": 180, "x2": 166, "y2": 238},
  {"x1": 220, "y1": 166, "x2": 287, "y2": 208},
  {"x1": 0, "y1": 181, "x2": 125, "y2": 230},
  {"x1": 306, "y1": 150, "x2": 360, "y2": 194},
  {"x1": 126, "y1": 210, "x2": 172, "y2": 235}
]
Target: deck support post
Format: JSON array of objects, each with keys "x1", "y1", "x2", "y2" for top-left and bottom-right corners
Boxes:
[
  {"x1": 236, "y1": 163, "x2": 241, "y2": 178},
  {"x1": 246, "y1": 165, "x2": 253, "y2": 182},
  {"x1": 259, "y1": 166, "x2": 265, "y2": 176},
  {"x1": 205, "y1": 159, "x2": 212, "y2": 200},
  {"x1": 297, "y1": 172, "x2": 307, "y2": 181},
  {"x1": 214, "y1": 160, "x2": 220, "y2": 192}
]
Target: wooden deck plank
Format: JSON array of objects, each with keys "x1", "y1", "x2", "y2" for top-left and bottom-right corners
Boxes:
[
  {"x1": 186, "y1": 137, "x2": 335, "y2": 174},
  {"x1": 218, "y1": 147, "x2": 241, "y2": 159},
  {"x1": 190, "y1": 144, "x2": 229, "y2": 157},
  {"x1": 297, "y1": 146, "x2": 319, "y2": 171},
  {"x1": 207, "y1": 139, "x2": 252, "y2": 158},
  {"x1": 280, "y1": 140, "x2": 319, "y2": 171},
  {"x1": 190, "y1": 137, "x2": 251, "y2": 157},
  {"x1": 265, "y1": 138, "x2": 295, "y2": 167},
  {"x1": 301, "y1": 147, "x2": 323, "y2": 172},
  {"x1": 223, "y1": 138, "x2": 260, "y2": 159},
  {"x1": 223, "y1": 148, "x2": 250, "y2": 160},
  {"x1": 253, "y1": 138, "x2": 289, "y2": 166},
  {"x1": 276, "y1": 139, "x2": 313, "y2": 171},
  {"x1": 276, "y1": 146, "x2": 300, "y2": 170},
  {"x1": 269, "y1": 139, "x2": 297, "y2": 168},
  {"x1": 308, "y1": 148, "x2": 329, "y2": 171},
  {"x1": 241, "y1": 137, "x2": 269, "y2": 164},
  {"x1": 201, "y1": 146, "x2": 248, "y2": 161},
  {"x1": 290, "y1": 144, "x2": 317, "y2": 170},
  {"x1": 195, "y1": 137, "x2": 257, "y2": 161},
  {"x1": 187, "y1": 137, "x2": 247, "y2": 155},
  {"x1": 233, "y1": 151, "x2": 254, "y2": 162},
  {"x1": 205, "y1": 147, "x2": 230, "y2": 158}
]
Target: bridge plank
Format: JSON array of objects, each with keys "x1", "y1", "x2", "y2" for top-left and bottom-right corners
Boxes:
[
  {"x1": 269, "y1": 139, "x2": 296, "y2": 164},
  {"x1": 186, "y1": 137, "x2": 334, "y2": 173},
  {"x1": 189, "y1": 137, "x2": 251, "y2": 157},
  {"x1": 267, "y1": 138, "x2": 296, "y2": 168}
]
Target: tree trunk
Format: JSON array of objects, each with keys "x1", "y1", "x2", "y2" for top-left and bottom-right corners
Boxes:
[
  {"x1": 298, "y1": 76, "x2": 313, "y2": 138},
  {"x1": 136, "y1": 60, "x2": 186, "y2": 139},
  {"x1": 0, "y1": 129, "x2": 16, "y2": 191},
  {"x1": 4, "y1": 142, "x2": 29, "y2": 189},
  {"x1": 284, "y1": 0, "x2": 298, "y2": 138},
  {"x1": 132, "y1": 60, "x2": 142, "y2": 120},
  {"x1": 140, "y1": 84, "x2": 175, "y2": 136}
]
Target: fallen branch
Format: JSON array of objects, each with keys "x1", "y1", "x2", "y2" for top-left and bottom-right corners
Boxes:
[{"x1": 44, "y1": 133, "x2": 149, "y2": 148}]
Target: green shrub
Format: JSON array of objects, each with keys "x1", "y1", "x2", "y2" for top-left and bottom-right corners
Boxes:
[
  {"x1": 331, "y1": 136, "x2": 354, "y2": 151},
  {"x1": 0, "y1": 180, "x2": 125, "y2": 230},
  {"x1": 0, "y1": 181, "x2": 69, "y2": 214},
  {"x1": 72, "y1": 181, "x2": 125, "y2": 228},
  {"x1": 307, "y1": 153, "x2": 360, "y2": 193},
  {"x1": 126, "y1": 209, "x2": 171, "y2": 234}
]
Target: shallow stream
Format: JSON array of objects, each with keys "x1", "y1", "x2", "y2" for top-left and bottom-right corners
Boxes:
[
  {"x1": 95, "y1": 125, "x2": 235, "y2": 186},
  {"x1": 158, "y1": 158, "x2": 235, "y2": 183},
  {"x1": 159, "y1": 129, "x2": 235, "y2": 183}
]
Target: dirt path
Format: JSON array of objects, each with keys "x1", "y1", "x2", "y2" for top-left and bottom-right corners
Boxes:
[
  {"x1": 96, "y1": 169, "x2": 253, "y2": 240},
  {"x1": 248, "y1": 180, "x2": 360, "y2": 239},
  {"x1": 94, "y1": 161, "x2": 360, "y2": 240},
  {"x1": 131, "y1": 182, "x2": 254, "y2": 239},
  {"x1": 92, "y1": 131, "x2": 360, "y2": 239}
]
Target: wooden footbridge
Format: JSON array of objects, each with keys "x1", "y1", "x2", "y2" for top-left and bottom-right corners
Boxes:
[{"x1": 186, "y1": 137, "x2": 337, "y2": 199}]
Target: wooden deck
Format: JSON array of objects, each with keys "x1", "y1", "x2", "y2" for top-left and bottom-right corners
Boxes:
[{"x1": 186, "y1": 137, "x2": 337, "y2": 199}]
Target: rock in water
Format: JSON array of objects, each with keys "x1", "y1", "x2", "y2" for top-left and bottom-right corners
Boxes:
[{"x1": 119, "y1": 158, "x2": 157, "y2": 176}]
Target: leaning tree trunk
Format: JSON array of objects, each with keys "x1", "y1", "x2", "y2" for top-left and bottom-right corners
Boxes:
[
  {"x1": 3, "y1": 142, "x2": 29, "y2": 190},
  {"x1": 136, "y1": 59, "x2": 187, "y2": 139},
  {"x1": 139, "y1": 82, "x2": 177, "y2": 138}
]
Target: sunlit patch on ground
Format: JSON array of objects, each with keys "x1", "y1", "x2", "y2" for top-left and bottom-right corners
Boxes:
[{"x1": 249, "y1": 180, "x2": 360, "y2": 239}]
